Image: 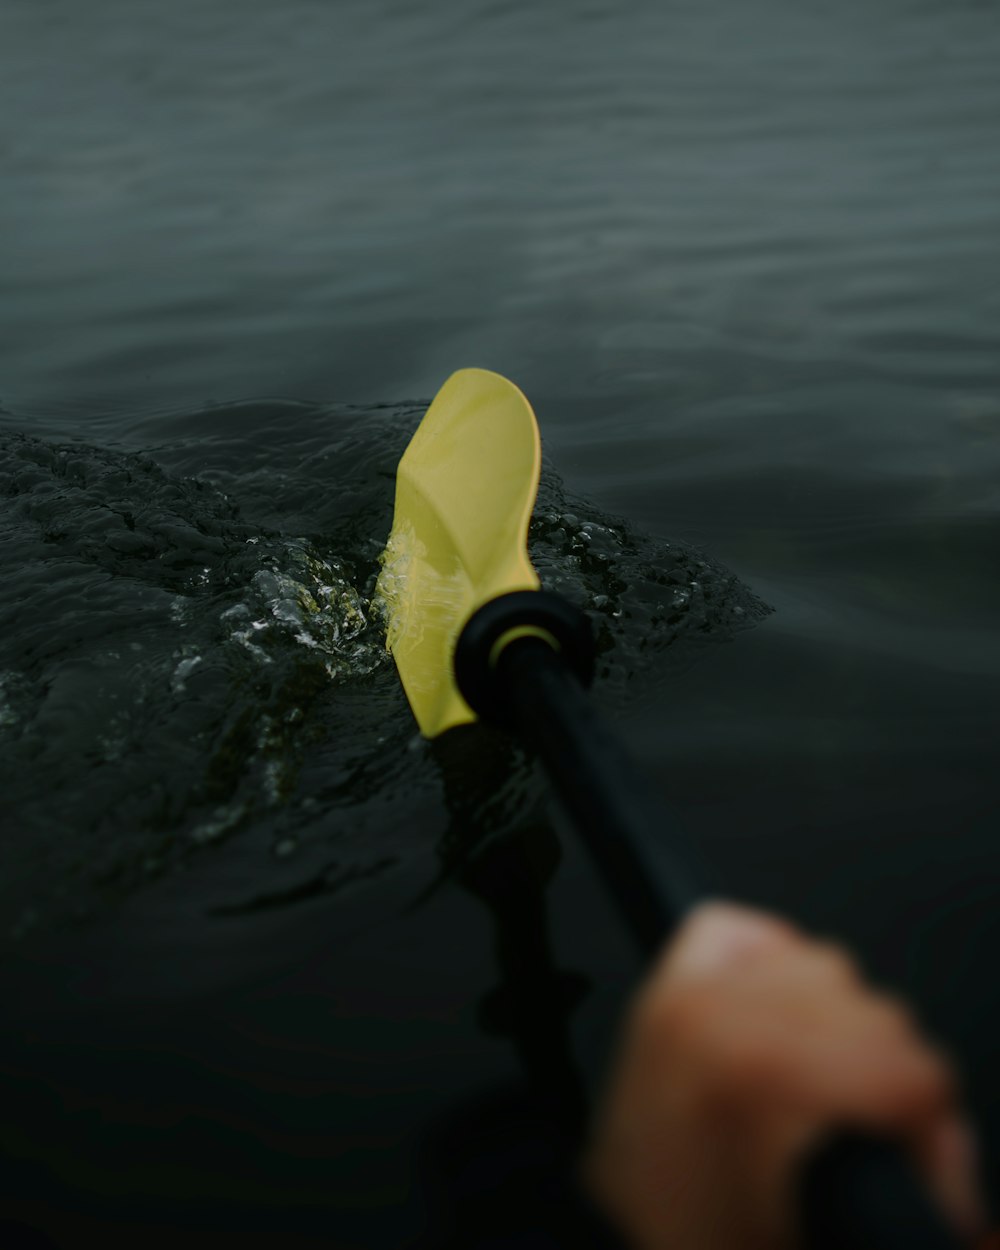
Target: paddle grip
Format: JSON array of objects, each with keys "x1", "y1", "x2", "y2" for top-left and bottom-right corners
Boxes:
[{"x1": 456, "y1": 602, "x2": 966, "y2": 1250}]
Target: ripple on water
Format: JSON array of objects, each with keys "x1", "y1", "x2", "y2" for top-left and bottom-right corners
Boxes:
[{"x1": 0, "y1": 405, "x2": 769, "y2": 947}]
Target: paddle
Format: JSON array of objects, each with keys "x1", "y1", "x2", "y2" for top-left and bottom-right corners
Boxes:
[{"x1": 376, "y1": 367, "x2": 965, "y2": 1249}]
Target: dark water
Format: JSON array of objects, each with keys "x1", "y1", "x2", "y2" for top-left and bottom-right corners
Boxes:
[{"x1": 2, "y1": 0, "x2": 999, "y2": 1244}]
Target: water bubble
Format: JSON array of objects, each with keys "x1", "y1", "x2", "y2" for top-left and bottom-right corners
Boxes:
[
  {"x1": 171, "y1": 654, "x2": 202, "y2": 694},
  {"x1": 190, "y1": 802, "x2": 246, "y2": 844}
]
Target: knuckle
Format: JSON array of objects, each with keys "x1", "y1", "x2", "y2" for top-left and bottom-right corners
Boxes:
[
  {"x1": 811, "y1": 942, "x2": 860, "y2": 985},
  {"x1": 869, "y1": 993, "x2": 918, "y2": 1038},
  {"x1": 914, "y1": 1047, "x2": 956, "y2": 1101},
  {"x1": 880, "y1": 1047, "x2": 955, "y2": 1120}
]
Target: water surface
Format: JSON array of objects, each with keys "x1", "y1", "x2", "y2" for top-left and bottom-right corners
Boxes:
[{"x1": 2, "y1": 0, "x2": 999, "y2": 1243}]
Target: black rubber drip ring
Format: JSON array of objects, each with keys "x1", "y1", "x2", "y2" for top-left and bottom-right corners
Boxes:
[{"x1": 454, "y1": 590, "x2": 595, "y2": 728}]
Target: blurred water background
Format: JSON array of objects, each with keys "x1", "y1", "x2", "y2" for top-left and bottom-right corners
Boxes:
[{"x1": 1, "y1": 0, "x2": 999, "y2": 1244}]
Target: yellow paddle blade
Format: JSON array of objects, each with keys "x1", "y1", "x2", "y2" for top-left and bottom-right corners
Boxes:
[{"x1": 376, "y1": 368, "x2": 541, "y2": 737}]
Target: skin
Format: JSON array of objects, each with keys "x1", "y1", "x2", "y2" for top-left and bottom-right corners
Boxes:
[{"x1": 583, "y1": 902, "x2": 995, "y2": 1250}]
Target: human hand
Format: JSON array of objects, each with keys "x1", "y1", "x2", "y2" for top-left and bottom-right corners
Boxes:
[{"x1": 583, "y1": 901, "x2": 991, "y2": 1250}]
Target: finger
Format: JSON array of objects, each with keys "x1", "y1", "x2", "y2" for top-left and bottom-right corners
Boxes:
[
  {"x1": 669, "y1": 969, "x2": 957, "y2": 1129},
  {"x1": 913, "y1": 1114, "x2": 988, "y2": 1241},
  {"x1": 776, "y1": 1006, "x2": 955, "y2": 1125}
]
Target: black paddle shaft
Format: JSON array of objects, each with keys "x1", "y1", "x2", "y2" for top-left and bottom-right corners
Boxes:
[
  {"x1": 496, "y1": 636, "x2": 698, "y2": 947},
  {"x1": 454, "y1": 595, "x2": 967, "y2": 1250}
]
